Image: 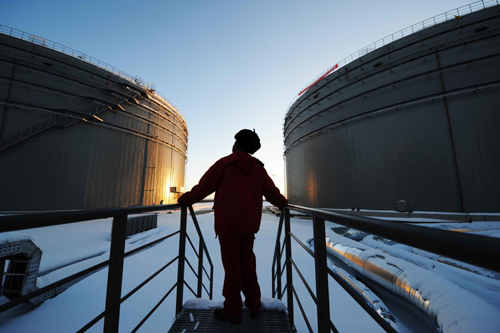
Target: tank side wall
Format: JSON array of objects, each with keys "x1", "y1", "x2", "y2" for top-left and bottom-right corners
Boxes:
[
  {"x1": 284, "y1": 6, "x2": 500, "y2": 212},
  {"x1": 0, "y1": 34, "x2": 188, "y2": 211}
]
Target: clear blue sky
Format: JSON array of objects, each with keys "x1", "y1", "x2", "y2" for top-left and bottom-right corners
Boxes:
[{"x1": 1, "y1": 0, "x2": 474, "y2": 194}]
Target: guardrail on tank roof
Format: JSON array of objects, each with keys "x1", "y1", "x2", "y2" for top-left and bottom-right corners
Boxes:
[
  {"x1": 285, "y1": 0, "x2": 500, "y2": 118},
  {"x1": 0, "y1": 24, "x2": 185, "y2": 125}
]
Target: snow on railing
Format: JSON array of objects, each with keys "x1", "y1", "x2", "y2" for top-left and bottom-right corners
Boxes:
[
  {"x1": 286, "y1": 0, "x2": 499, "y2": 115},
  {"x1": 0, "y1": 24, "x2": 183, "y2": 122}
]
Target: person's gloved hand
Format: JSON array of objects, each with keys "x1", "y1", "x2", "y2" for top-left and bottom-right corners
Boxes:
[
  {"x1": 177, "y1": 192, "x2": 194, "y2": 206},
  {"x1": 177, "y1": 193, "x2": 189, "y2": 206},
  {"x1": 279, "y1": 198, "x2": 288, "y2": 210}
]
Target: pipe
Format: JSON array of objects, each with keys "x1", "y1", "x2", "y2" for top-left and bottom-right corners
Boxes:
[
  {"x1": 324, "y1": 257, "x2": 398, "y2": 330},
  {"x1": 322, "y1": 227, "x2": 500, "y2": 332}
]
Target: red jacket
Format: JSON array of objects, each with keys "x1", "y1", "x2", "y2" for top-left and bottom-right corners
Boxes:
[{"x1": 178, "y1": 149, "x2": 288, "y2": 236}]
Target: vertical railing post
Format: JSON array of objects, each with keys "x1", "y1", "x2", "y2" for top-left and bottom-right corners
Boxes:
[
  {"x1": 197, "y1": 236, "x2": 204, "y2": 298},
  {"x1": 284, "y1": 207, "x2": 294, "y2": 329},
  {"x1": 276, "y1": 236, "x2": 282, "y2": 299},
  {"x1": 176, "y1": 206, "x2": 187, "y2": 315},
  {"x1": 272, "y1": 252, "x2": 276, "y2": 298},
  {"x1": 209, "y1": 264, "x2": 214, "y2": 300},
  {"x1": 0, "y1": 259, "x2": 5, "y2": 295},
  {"x1": 273, "y1": 212, "x2": 285, "y2": 299},
  {"x1": 313, "y1": 215, "x2": 332, "y2": 333},
  {"x1": 103, "y1": 214, "x2": 128, "y2": 333}
]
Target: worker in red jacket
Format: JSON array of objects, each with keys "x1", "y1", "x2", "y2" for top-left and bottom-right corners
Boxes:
[{"x1": 178, "y1": 129, "x2": 288, "y2": 324}]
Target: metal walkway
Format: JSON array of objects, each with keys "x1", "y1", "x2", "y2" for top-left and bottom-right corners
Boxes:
[{"x1": 168, "y1": 308, "x2": 294, "y2": 333}]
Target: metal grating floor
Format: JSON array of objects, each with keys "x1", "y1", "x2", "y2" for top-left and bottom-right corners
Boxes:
[{"x1": 168, "y1": 308, "x2": 294, "y2": 332}]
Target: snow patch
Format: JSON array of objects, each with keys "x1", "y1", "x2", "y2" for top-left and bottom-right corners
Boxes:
[
  {"x1": 0, "y1": 232, "x2": 38, "y2": 246},
  {"x1": 182, "y1": 297, "x2": 286, "y2": 312},
  {"x1": 261, "y1": 297, "x2": 286, "y2": 311},
  {"x1": 183, "y1": 298, "x2": 223, "y2": 310}
]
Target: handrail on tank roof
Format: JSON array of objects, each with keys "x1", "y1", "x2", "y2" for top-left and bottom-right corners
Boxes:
[
  {"x1": 285, "y1": 0, "x2": 500, "y2": 120},
  {"x1": 0, "y1": 24, "x2": 186, "y2": 126}
]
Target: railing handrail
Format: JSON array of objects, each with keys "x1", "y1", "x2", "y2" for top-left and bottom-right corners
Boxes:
[
  {"x1": 0, "y1": 204, "x2": 213, "y2": 332},
  {"x1": 0, "y1": 24, "x2": 186, "y2": 125},
  {"x1": 285, "y1": 0, "x2": 499, "y2": 116},
  {"x1": 0, "y1": 203, "x2": 181, "y2": 231},
  {"x1": 287, "y1": 204, "x2": 500, "y2": 272},
  {"x1": 273, "y1": 204, "x2": 500, "y2": 332}
]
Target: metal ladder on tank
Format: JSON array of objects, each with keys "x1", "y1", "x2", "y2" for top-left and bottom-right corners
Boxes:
[{"x1": 0, "y1": 89, "x2": 143, "y2": 153}]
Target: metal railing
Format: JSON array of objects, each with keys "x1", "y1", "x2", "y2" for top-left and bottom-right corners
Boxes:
[
  {"x1": 272, "y1": 204, "x2": 500, "y2": 332},
  {"x1": 0, "y1": 25, "x2": 147, "y2": 90},
  {"x1": 0, "y1": 24, "x2": 185, "y2": 124},
  {"x1": 0, "y1": 204, "x2": 213, "y2": 332},
  {"x1": 285, "y1": 0, "x2": 500, "y2": 114}
]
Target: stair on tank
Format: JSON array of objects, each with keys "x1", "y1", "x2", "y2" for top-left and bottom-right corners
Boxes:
[{"x1": 169, "y1": 308, "x2": 295, "y2": 332}]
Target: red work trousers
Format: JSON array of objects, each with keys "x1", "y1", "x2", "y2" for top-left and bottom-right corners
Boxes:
[{"x1": 218, "y1": 234, "x2": 262, "y2": 318}]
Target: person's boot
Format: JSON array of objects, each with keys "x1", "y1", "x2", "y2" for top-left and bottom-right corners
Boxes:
[
  {"x1": 249, "y1": 309, "x2": 260, "y2": 320},
  {"x1": 214, "y1": 308, "x2": 242, "y2": 325}
]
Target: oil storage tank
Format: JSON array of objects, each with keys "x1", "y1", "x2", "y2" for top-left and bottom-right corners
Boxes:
[
  {"x1": 284, "y1": 2, "x2": 500, "y2": 213},
  {"x1": 0, "y1": 26, "x2": 188, "y2": 211}
]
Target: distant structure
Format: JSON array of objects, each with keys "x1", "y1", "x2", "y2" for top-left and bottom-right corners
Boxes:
[
  {"x1": 0, "y1": 27, "x2": 188, "y2": 211},
  {"x1": 284, "y1": 2, "x2": 500, "y2": 213}
]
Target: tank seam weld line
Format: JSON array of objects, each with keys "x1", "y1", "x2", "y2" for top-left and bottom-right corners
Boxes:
[
  {"x1": 284, "y1": 8, "x2": 500, "y2": 124},
  {"x1": 435, "y1": 47, "x2": 466, "y2": 213},
  {"x1": 0, "y1": 60, "x2": 16, "y2": 142},
  {"x1": 283, "y1": 81, "x2": 500, "y2": 153},
  {"x1": 285, "y1": 49, "x2": 500, "y2": 136},
  {"x1": 0, "y1": 100, "x2": 187, "y2": 154},
  {"x1": 284, "y1": 27, "x2": 500, "y2": 132},
  {"x1": 0, "y1": 102, "x2": 187, "y2": 157}
]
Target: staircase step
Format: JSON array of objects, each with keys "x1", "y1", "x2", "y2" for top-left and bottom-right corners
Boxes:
[{"x1": 169, "y1": 308, "x2": 294, "y2": 333}]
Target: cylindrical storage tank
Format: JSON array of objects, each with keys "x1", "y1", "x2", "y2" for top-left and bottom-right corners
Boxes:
[
  {"x1": 284, "y1": 4, "x2": 500, "y2": 213},
  {"x1": 0, "y1": 28, "x2": 188, "y2": 211}
]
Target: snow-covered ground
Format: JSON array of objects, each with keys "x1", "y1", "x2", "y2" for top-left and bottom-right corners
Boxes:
[{"x1": 0, "y1": 204, "x2": 499, "y2": 332}]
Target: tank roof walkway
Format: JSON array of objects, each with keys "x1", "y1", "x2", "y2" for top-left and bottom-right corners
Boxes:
[{"x1": 169, "y1": 307, "x2": 294, "y2": 332}]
